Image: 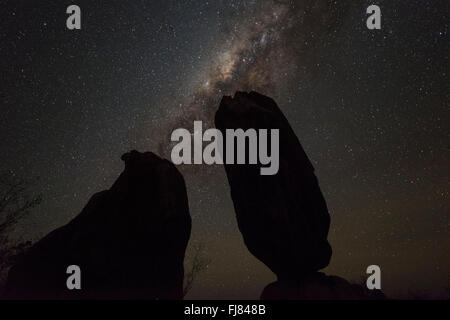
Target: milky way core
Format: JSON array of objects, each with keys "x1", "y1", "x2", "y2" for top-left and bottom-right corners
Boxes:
[{"x1": 156, "y1": 0, "x2": 348, "y2": 160}]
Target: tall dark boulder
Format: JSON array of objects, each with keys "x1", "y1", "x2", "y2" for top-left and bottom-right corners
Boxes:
[
  {"x1": 215, "y1": 92, "x2": 384, "y2": 299},
  {"x1": 215, "y1": 91, "x2": 332, "y2": 280},
  {"x1": 5, "y1": 151, "x2": 191, "y2": 300}
]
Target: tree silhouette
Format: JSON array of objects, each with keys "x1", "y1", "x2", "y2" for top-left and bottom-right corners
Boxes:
[
  {"x1": 0, "y1": 171, "x2": 41, "y2": 291},
  {"x1": 183, "y1": 242, "x2": 210, "y2": 297}
]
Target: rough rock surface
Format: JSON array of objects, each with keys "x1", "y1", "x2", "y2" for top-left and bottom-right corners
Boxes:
[
  {"x1": 5, "y1": 151, "x2": 191, "y2": 300},
  {"x1": 261, "y1": 273, "x2": 385, "y2": 300},
  {"x1": 215, "y1": 91, "x2": 332, "y2": 279}
]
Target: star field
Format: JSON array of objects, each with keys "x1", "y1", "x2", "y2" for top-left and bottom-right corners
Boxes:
[{"x1": 0, "y1": 0, "x2": 448, "y2": 299}]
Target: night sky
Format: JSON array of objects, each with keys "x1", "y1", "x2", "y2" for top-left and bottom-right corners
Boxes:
[{"x1": 1, "y1": 0, "x2": 449, "y2": 299}]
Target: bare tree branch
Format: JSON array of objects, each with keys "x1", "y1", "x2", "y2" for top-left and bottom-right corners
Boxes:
[
  {"x1": 183, "y1": 242, "x2": 211, "y2": 297},
  {"x1": 0, "y1": 172, "x2": 41, "y2": 236},
  {"x1": 0, "y1": 171, "x2": 41, "y2": 291}
]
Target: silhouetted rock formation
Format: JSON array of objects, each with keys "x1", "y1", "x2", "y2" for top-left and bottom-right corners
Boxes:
[
  {"x1": 215, "y1": 92, "x2": 384, "y2": 299},
  {"x1": 215, "y1": 91, "x2": 332, "y2": 278},
  {"x1": 5, "y1": 151, "x2": 191, "y2": 300}
]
